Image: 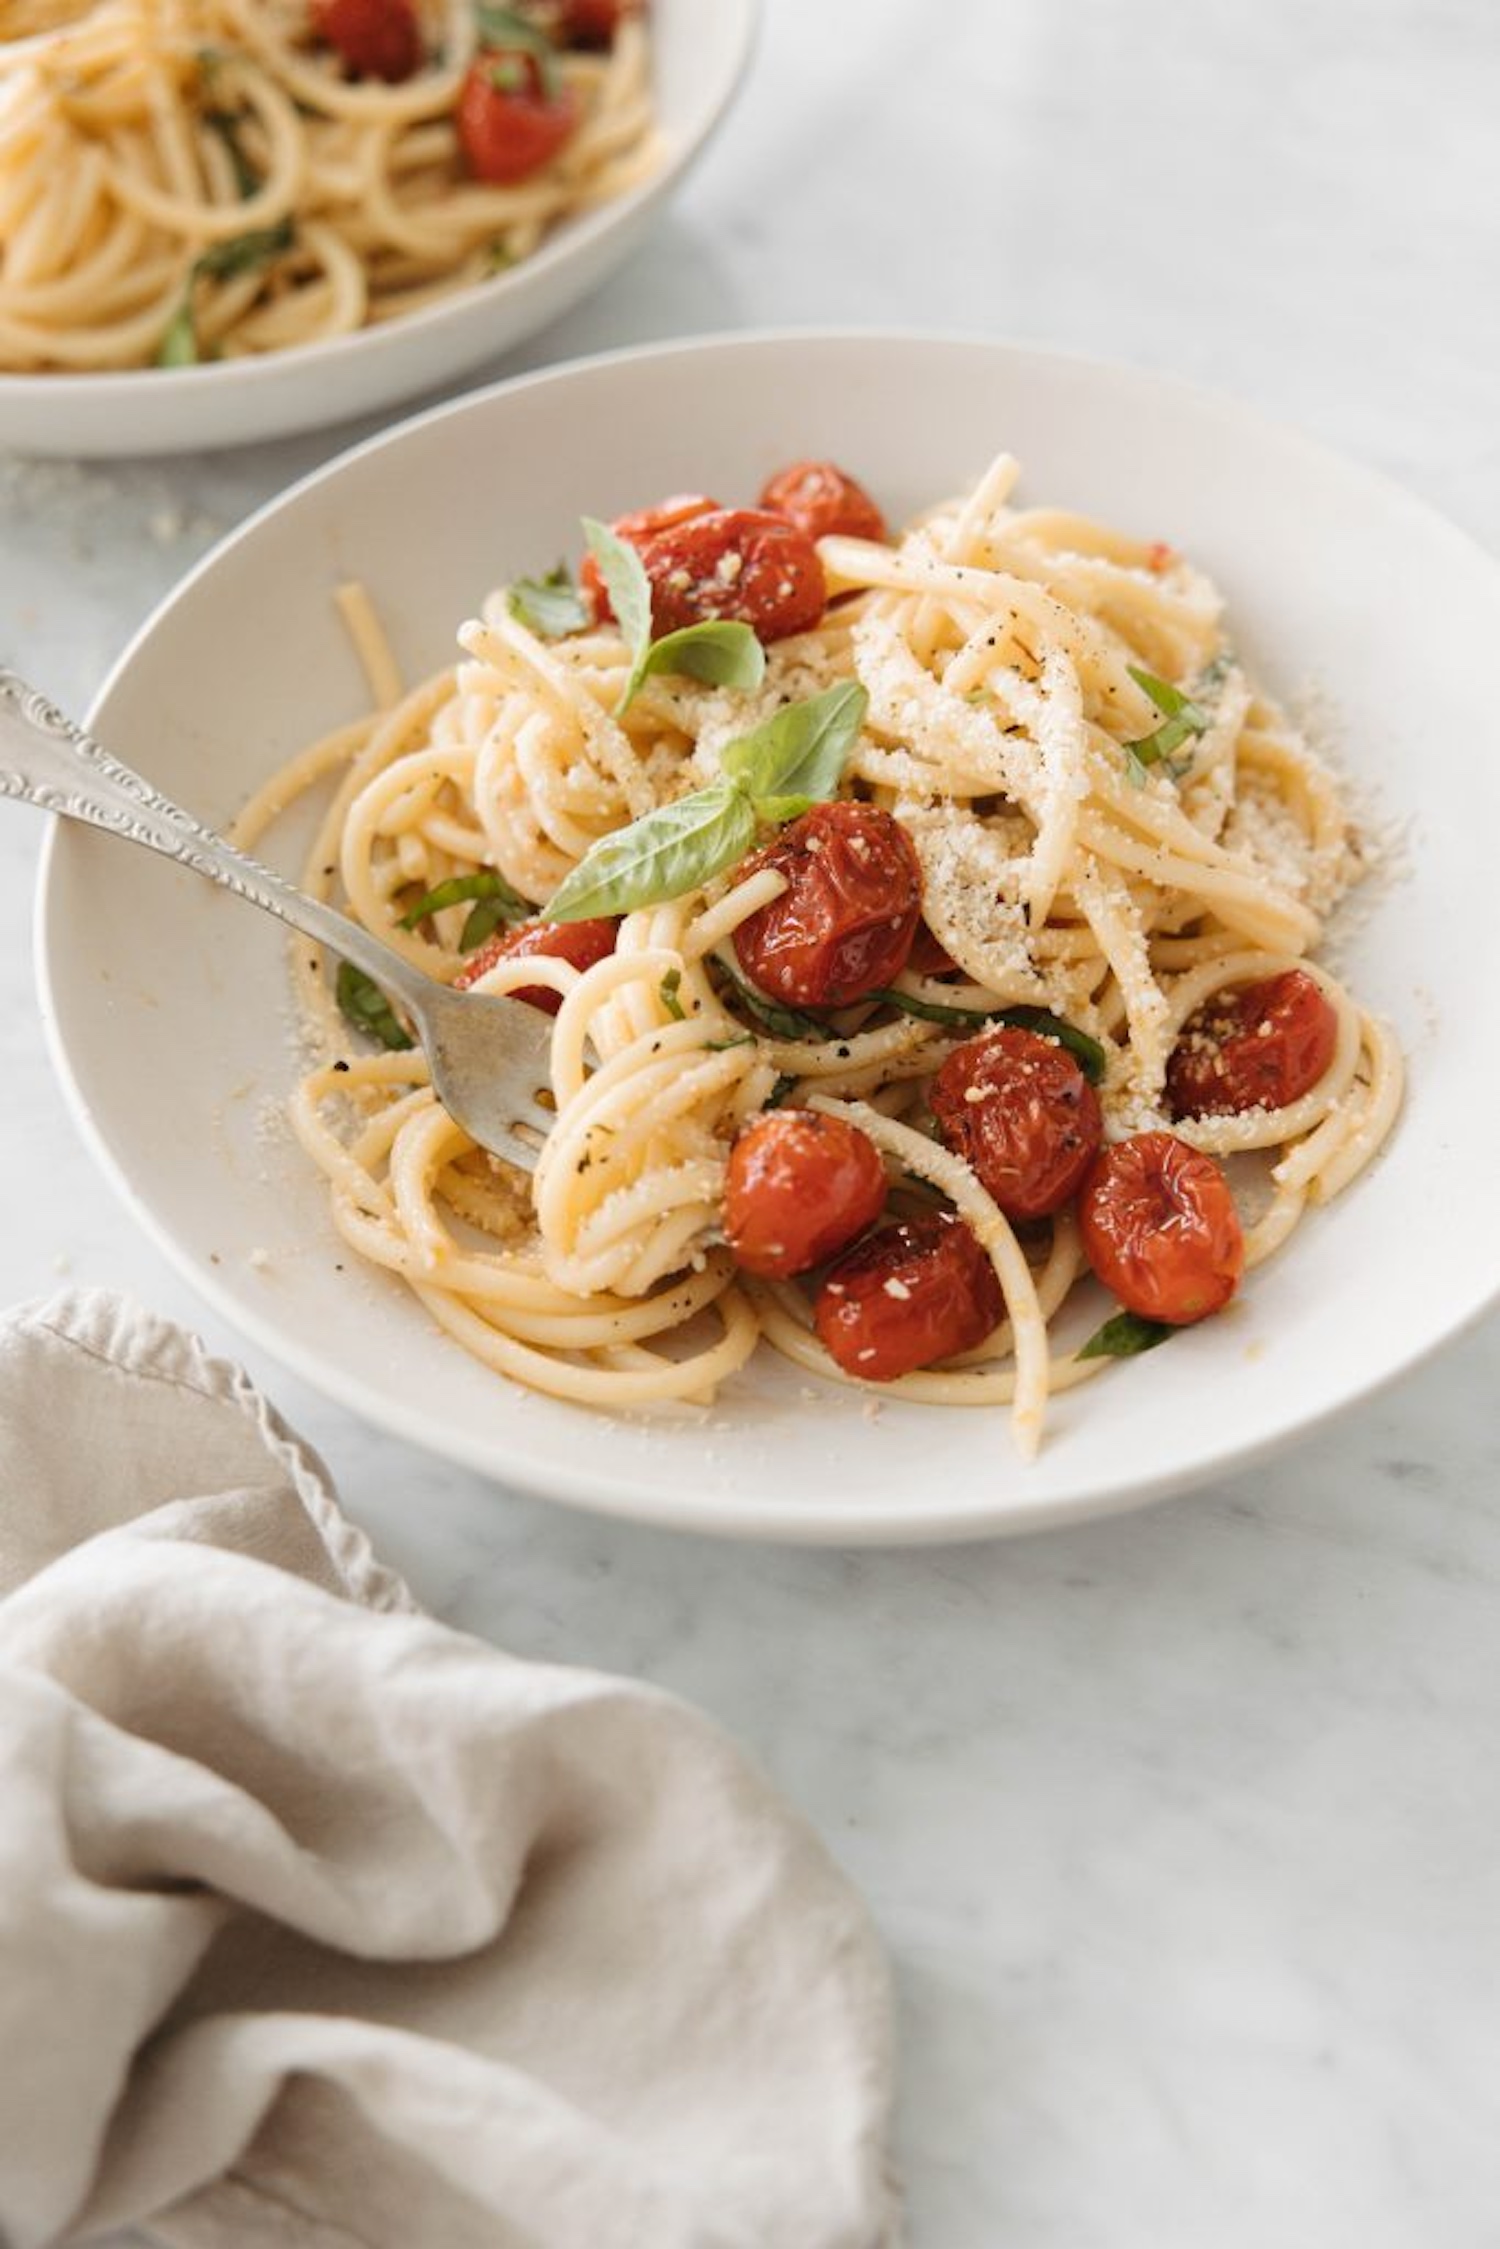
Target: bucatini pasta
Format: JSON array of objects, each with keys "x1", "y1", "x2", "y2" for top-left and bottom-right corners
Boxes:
[
  {"x1": 0, "y1": 0, "x2": 656, "y2": 369},
  {"x1": 231, "y1": 452, "x2": 1402, "y2": 1459}
]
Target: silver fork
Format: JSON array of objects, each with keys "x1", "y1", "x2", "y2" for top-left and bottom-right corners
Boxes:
[{"x1": 0, "y1": 665, "x2": 556, "y2": 1173}]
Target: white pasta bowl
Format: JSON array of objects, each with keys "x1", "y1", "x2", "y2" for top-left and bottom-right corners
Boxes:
[
  {"x1": 0, "y1": 0, "x2": 756, "y2": 458},
  {"x1": 35, "y1": 332, "x2": 1500, "y2": 1541}
]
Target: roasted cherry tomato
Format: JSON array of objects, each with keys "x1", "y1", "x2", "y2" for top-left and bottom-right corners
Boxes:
[
  {"x1": 581, "y1": 493, "x2": 719, "y2": 622},
  {"x1": 723, "y1": 1109, "x2": 887, "y2": 1280},
  {"x1": 312, "y1": 0, "x2": 421, "y2": 79},
  {"x1": 457, "y1": 50, "x2": 579, "y2": 184},
  {"x1": 905, "y1": 922, "x2": 960, "y2": 978},
  {"x1": 814, "y1": 1211, "x2": 1005, "y2": 1381},
  {"x1": 551, "y1": 0, "x2": 638, "y2": 46},
  {"x1": 1166, "y1": 968, "x2": 1338, "y2": 1119},
  {"x1": 453, "y1": 915, "x2": 616, "y2": 1013},
  {"x1": 1079, "y1": 1131, "x2": 1244, "y2": 1324},
  {"x1": 735, "y1": 801, "x2": 922, "y2": 1009},
  {"x1": 635, "y1": 507, "x2": 827, "y2": 642},
  {"x1": 759, "y1": 459, "x2": 887, "y2": 544},
  {"x1": 930, "y1": 1027, "x2": 1103, "y2": 1221}
]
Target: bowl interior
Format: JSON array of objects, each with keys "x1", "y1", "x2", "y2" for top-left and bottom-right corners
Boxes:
[{"x1": 37, "y1": 333, "x2": 1500, "y2": 1539}]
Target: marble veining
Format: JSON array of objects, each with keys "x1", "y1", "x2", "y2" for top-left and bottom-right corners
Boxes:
[{"x1": 3, "y1": 1, "x2": 1499, "y2": 2241}]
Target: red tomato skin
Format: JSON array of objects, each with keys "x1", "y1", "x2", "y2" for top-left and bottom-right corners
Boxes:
[
  {"x1": 312, "y1": 0, "x2": 421, "y2": 79},
  {"x1": 554, "y1": 0, "x2": 637, "y2": 46},
  {"x1": 457, "y1": 52, "x2": 580, "y2": 185},
  {"x1": 758, "y1": 460, "x2": 887, "y2": 544},
  {"x1": 814, "y1": 1212, "x2": 1005, "y2": 1381},
  {"x1": 636, "y1": 507, "x2": 827, "y2": 642},
  {"x1": 735, "y1": 802, "x2": 922, "y2": 1009},
  {"x1": 1079, "y1": 1132, "x2": 1244, "y2": 1324},
  {"x1": 723, "y1": 1109, "x2": 887, "y2": 1280},
  {"x1": 452, "y1": 916, "x2": 616, "y2": 1013},
  {"x1": 930, "y1": 1027, "x2": 1103, "y2": 1221},
  {"x1": 1166, "y1": 969, "x2": 1338, "y2": 1119},
  {"x1": 581, "y1": 494, "x2": 719, "y2": 622},
  {"x1": 905, "y1": 922, "x2": 960, "y2": 978}
]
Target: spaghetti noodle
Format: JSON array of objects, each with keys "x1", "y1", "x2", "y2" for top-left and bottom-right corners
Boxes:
[
  {"x1": 0, "y1": 0, "x2": 656, "y2": 370},
  {"x1": 231, "y1": 453, "x2": 1402, "y2": 1458}
]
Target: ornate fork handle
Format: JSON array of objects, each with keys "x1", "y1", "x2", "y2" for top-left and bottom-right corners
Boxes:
[{"x1": 0, "y1": 664, "x2": 429, "y2": 1007}]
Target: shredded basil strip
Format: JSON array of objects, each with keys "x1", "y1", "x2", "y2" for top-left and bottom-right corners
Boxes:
[
  {"x1": 718, "y1": 960, "x2": 826, "y2": 1041},
  {"x1": 336, "y1": 962, "x2": 413, "y2": 1051},
  {"x1": 581, "y1": 516, "x2": 765, "y2": 712},
  {"x1": 156, "y1": 219, "x2": 294, "y2": 366},
  {"x1": 765, "y1": 1073, "x2": 800, "y2": 1108},
  {"x1": 508, "y1": 565, "x2": 590, "y2": 638},
  {"x1": 1077, "y1": 1309, "x2": 1174, "y2": 1361},
  {"x1": 473, "y1": 2, "x2": 560, "y2": 94},
  {"x1": 659, "y1": 968, "x2": 686, "y2": 1020},
  {"x1": 203, "y1": 106, "x2": 261, "y2": 198},
  {"x1": 460, "y1": 896, "x2": 515, "y2": 951},
  {"x1": 398, "y1": 870, "x2": 528, "y2": 933},
  {"x1": 1121, "y1": 663, "x2": 1211, "y2": 784},
  {"x1": 705, "y1": 1033, "x2": 755, "y2": 1051},
  {"x1": 867, "y1": 989, "x2": 1107, "y2": 1084}
]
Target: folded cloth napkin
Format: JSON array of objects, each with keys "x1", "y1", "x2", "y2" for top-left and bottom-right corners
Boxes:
[{"x1": 0, "y1": 1292, "x2": 897, "y2": 2249}]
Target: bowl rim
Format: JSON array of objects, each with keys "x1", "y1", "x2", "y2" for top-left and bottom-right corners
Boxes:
[{"x1": 33, "y1": 325, "x2": 1500, "y2": 1543}]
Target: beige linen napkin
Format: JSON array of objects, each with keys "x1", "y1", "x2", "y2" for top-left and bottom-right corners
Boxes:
[{"x1": 0, "y1": 1291, "x2": 897, "y2": 2249}]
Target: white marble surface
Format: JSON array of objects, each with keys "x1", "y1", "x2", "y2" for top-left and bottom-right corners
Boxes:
[{"x1": 4, "y1": 1, "x2": 1500, "y2": 2241}]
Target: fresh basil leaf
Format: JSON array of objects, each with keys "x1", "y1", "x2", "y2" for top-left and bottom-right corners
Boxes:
[
  {"x1": 473, "y1": 1, "x2": 559, "y2": 93},
  {"x1": 766, "y1": 1073, "x2": 800, "y2": 1108},
  {"x1": 459, "y1": 896, "x2": 514, "y2": 951},
  {"x1": 997, "y1": 1007, "x2": 1108, "y2": 1085},
  {"x1": 1121, "y1": 663, "x2": 1210, "y2": 781},
  {"x1": 508, "y1": 564, "x2": 590, "y2": 638},
  {"x1": 195, "y1": 217, "x2": 294, "y2": 281},
  {"x1": 1077, "y1": 1309, "x2": 1173, "y2": 1360},
  {"x1": 719, "y1": 958, "x2": 826, "y2": 1041},
  {"x1": 705, "y1": 1033, "x2": 756, "y2": 1051},
  {"x1": 868, "y1": 989, "x2": 1107, "y2": 1083},
  {"x1": 866, "y1": 985, "x2": 996, "y2": 1028},
  {"x1": 546, "y1": 781, "x2": 757, "y2": 922},
  {"x1": 659, "y1": 967, "x2": 686, "y2": 1020},
  {"x1": 336, "y1": 961, "x2": 413, "y2": 1051},
  {"x1": 582, "y1": 515, "x2": 652, "y2": 664},
  {"x1": 398, "y1": 870, "x2": 528, "y2": 932},
  {"x1": 203, "y1": 106, "x2": 260, "y2": 198},
  {"x1": 721, "y1": 681, "x2": 867, "y2": 807},
  {"x1": 746, "y1": 792, "x2": 813, "y2": 825},
  {"x1": 635, "y1": 619, "x2": 764, "y2": 700},
  {"x1": 156, "y1": 300, "x2": 199, "y2": 368}
]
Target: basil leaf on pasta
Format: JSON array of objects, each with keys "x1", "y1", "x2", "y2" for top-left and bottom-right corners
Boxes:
[
  {"x1": 1077, "y1": 1309, "x2": 1174, "y2": 1360},
  {"x1": 156, "y1": 302, "x2": 198, "y2": 368},
  {"x1": 508, "y1": 566, "x2": 590, "y2": 639},
  {"x1": 473, "y1": 3, "x2": 560, "y2": 94},
  {"x1": 721, "y1": 681, "x2": 867, "y2": 806},
  {"x1": 1121, "y1": 663, "x2": 1210, "y2": 781},
  {"x1": 398, "y1": 870, "x2": 528, "y2": 936},
  {"x1": 636, "y1": 619, "x2": 764, "y2": 698},
  {"x1": 157, "y1": 221, "x2": 294, "y2": 367},
  {"x1": 584, "y1": 518, "x2": 766, "y2": 711},
  {"x1": 336, "y1": 962, "x2": 413, "y2": 1052},
  {"x1": 718, "y1": 959, "x2": 826, "y2": 1041},
  {"x1": 582, "y1": 515, "x2": 653, "y2": 665},
  {"x1": 196, "y1": 219, "x2": 294, "y2": 281},
  {"x1": 545, "y1": 781, "x2": 757, "y2": 922}
]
